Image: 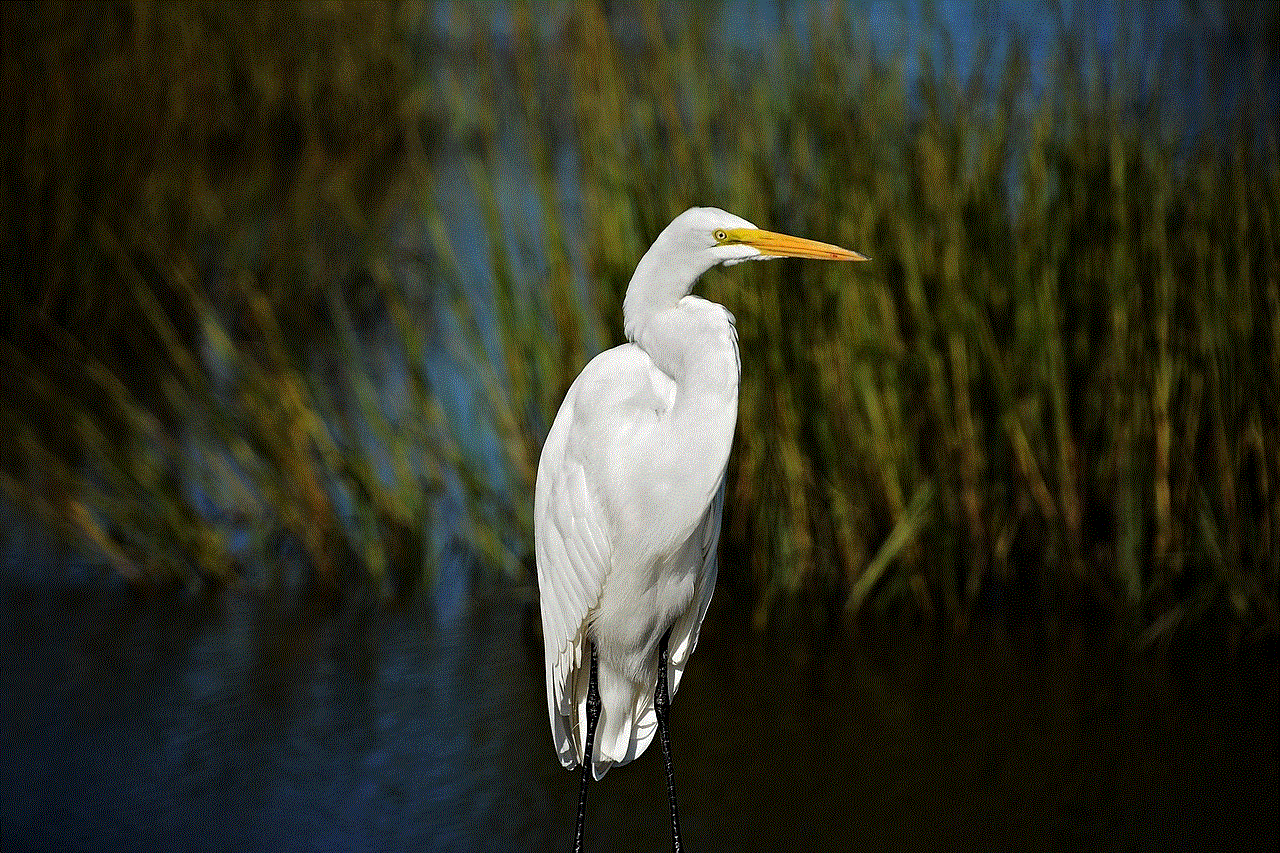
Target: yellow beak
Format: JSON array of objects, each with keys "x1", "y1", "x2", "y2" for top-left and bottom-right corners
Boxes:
[{"x1": 727, "y1": 227, "x2": 869, "y2": 261}]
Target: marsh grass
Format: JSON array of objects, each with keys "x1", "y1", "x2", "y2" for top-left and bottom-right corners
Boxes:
[
  {"x1": 1, "y1": 1, "x2": 441, "y2": 592},
  {"x1": 437, "y1": 1, "x2": 1278, "y2": 634},
  {"x1": 2, "y1": 1, "x2": 1276, "y2": 636}
]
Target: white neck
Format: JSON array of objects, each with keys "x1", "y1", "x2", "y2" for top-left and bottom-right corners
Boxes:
[{"x1": 622, "y1": 234, "x2": 718, "y2": 342}]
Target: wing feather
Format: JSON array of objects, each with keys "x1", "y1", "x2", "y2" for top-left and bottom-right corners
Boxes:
[{"x1": 535, "y1": 354, "x2": 624, "y2": 769}]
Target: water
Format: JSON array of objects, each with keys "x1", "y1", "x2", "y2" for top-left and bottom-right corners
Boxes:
[{"x1": 2, "y1": 578, "x2": 1274, "y2": 852}]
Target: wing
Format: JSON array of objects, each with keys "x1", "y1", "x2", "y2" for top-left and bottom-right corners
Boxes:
[
  {"x1": 535, "y1": 344, "x2": 663, "y2": 769},
  {"x1": 665, "y1": 475, "x2": 725, "y2": 695},
  {"x1": 535, "y1": 402, "x2": 609, "y2": 769}
]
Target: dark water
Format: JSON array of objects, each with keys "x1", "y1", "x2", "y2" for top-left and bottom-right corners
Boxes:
[{"x1": 1, "y1": 576, "x2": 1275, "y2": 853}]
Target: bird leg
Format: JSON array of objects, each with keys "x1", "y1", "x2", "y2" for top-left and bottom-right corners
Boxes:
[
  {"x1": 656, "y1": 629, "x2": 683, "y2": 853},
  {"x1": 573, "y1": 640, "x2": 600, "y2": 853}
]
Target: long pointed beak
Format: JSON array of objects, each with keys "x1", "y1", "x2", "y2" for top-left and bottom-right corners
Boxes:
[{"x1": 729, "y1": 227, "x2": 869, "y2": 261}]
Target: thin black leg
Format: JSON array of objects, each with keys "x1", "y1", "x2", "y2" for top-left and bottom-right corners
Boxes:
[
  {"x1": 656, "y1": 630, "x2": 683, "y2": 853},
  {"x1": 573, "y1": 641, "x2": 600, "y2": 853}
]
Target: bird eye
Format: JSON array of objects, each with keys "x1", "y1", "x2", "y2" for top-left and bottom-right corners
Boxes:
[{"x1": 714, "y1": 230, "x2": 728, "y2": 242}]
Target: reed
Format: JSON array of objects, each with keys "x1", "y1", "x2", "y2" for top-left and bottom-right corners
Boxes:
[
  {"x1": 439, "y1": 1, "x2": 1278, "y2": 634},
  {"x1": 2, "y1": 1, "x2": 1275, "y2": 637},
  {"x1": 0, "y1": 1, "x2": 439, "y2": 592}
]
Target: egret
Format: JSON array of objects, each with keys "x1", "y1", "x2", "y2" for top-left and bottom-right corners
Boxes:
[{"x1": 535, "y1": 207, "x2": 867, "y2": 851}]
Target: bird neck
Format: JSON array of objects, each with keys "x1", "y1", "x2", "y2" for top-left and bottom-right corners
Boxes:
[
  {"x1": 622, "y1": 238, "x2": 717, "y2": 343},
  {"x1": 633, "y1": 297, "x2": 740, "y2": 400},
  {"x1": 633, "y1": 298, "x2": 740, "y2": 514}
]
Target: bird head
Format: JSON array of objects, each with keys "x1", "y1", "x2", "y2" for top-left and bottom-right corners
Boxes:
[
  {"x1": 624, "y1": 207, "x2": 868, "y2": 340},
  {"x1": 662, "y1": 206, "x2": 868, "y2": 268}
]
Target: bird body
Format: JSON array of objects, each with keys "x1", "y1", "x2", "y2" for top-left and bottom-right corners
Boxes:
[
  {"x1": 535, "y1": 207, "x2": 866, "y2": 816},
  {"x1": 537, "y1": 295, "x2": 736, "y2": 777}
]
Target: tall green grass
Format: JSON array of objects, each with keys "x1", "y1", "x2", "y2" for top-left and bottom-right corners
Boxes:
[
  {"x1": 433, "y1": 1, "x2": 1278, "y2": 634},
  {"x1": 2, "y1": 1, "x2": 1276, "y2": 637},
  {"x1": 1, "y1": 1, "x2": 441, "y2": 591}
]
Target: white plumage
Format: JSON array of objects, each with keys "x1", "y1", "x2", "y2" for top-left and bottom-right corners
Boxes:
[{"x1": 535, "y1": 207, "x2": 866, "y2": 782}]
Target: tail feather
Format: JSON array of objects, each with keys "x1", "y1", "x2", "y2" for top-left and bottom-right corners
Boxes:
[
  {"x1": 577, "y1": 658, "x2": 660, "y2": 779},
  {"x1": 554, "y1": 609, "x2": 709, "y2": 779}
]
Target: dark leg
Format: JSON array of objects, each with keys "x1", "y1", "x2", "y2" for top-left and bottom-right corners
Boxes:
[
  {"x1": 573, "y1": 641, "x2": 600, "y2": 853},
  {"x1": 656, "y1": 630, "x2": 683, "y2": 853}
]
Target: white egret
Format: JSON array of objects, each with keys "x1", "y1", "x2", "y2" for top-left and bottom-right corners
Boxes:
[{"x1": 536, "y1": 206, "x2": 867, "y2": 851}]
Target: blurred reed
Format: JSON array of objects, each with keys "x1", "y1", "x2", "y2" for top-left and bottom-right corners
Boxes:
[
  {"x1": 436, "y1": 1, "x2": 1278, "y2": 635},
  {"x1": 1, "y1": 1, "x2": 1276, "y2": 637},
  {"x1": 0, "y1": 1, "x2": 441, "y2": 592}
]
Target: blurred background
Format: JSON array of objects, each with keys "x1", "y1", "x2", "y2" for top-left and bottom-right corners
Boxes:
[{"x1": 1, "y1": 1, "x2": 1276, "y2": 850}]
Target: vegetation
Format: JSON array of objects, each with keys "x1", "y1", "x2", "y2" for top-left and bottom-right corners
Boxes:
[
  {"x1": 431, "y1": 1, "x2": 1279, "y2": 637},
  {"x1": 2, "y1": 1, "x2": 1276, "y2": 640},
  {"x1": 1, "y1": 1, "x2": 436, "y2": 589}
]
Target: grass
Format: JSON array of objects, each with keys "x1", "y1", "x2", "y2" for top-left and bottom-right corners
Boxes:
[
  {"x1": 1, "y1": 1, "x2": 439, "y2": 592},
  {"x1": 1, "y1": 1, "x2": 1276, "y2": 639},
  {"x1": 435, "y1": 1, "x2": 1279, "y2": 636}
]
